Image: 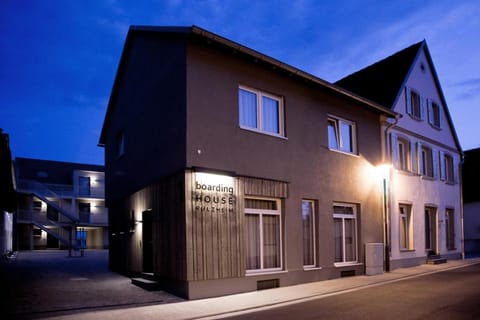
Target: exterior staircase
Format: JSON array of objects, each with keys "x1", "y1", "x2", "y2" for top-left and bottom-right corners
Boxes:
[
  {"x1": 131, "y1": 273, "x2": 161, "y2": 291},
  {"x1": 16, "y1": 179, "x2": 80, "y2": 250}
]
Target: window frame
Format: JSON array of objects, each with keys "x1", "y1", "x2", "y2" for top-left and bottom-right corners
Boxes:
[
  {"x1": 238, "y1": 86, "x2": 285, "y2": 138},
  {"x1": 445, "y1": 208, "x2": 456, "y2": 250},
  {"x1": 406, "y1": 87, "x2": 424, "y2": 121},
  {"x1": 427, "y1": 99, "x2": 442, "y2": 129},
  {"x1": 302, "y1": 199, "x2": 317, "y2": 269},
  {"x1": 327, "y1": 115, "x2": 357, "y2": 155},
  {"x1": 244, "y1": 197, "x2": 283, "y2": 274},
  {"x1": 399, "y1": 204, "x2": 414, "y2": 251},
  {"x1": 418, "y1": 143, "x2": 437, "y2": 179},
  {"x1": 333, "y1": 203, "x2": 358, "y2": 266}
]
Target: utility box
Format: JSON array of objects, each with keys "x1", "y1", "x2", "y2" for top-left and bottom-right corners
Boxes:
[{"x1": 365, "y1": 243, "x2": 384, "y2": 275}]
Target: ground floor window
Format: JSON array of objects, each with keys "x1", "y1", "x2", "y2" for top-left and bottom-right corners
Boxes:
[
  {"x1": 302, "y1": 200, "x2": 316, "y2": 268},
  {"x1": 399, "y1": 204, "x2": 413, "y2": 250},
  {"x1": 245, "y1": 198, "x2": 282, "y2": 273},
  {"x1": 445, "y1": 208, "x2": 456, "y2": 250},
  {"x1": 334, "y1": 203, "x2": 357, "y2": 265}
]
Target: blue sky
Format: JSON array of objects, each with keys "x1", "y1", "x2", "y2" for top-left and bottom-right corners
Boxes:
[{"x1": 1, "y1": 0, "x2": 479, "y2": 165}]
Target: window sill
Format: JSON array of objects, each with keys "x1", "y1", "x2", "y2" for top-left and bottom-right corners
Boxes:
[
  {"x1": 246, "y1": 269, "x2": 288, "y2": 276},
  {"x1": 240, "y1": 126, "x2": 287, "y2": 140},
  {"x1": 400, "y1": 249, "x2": 416, "y2": 253},
  {"x1": 334, "y1": 262, "x2": 363, "y2": 268},
  {"x1": 407, "y1": 113, "x2": 423, "y2": 122},
  {"x1": 328, "y1": 148, "x2": 359, "y2": 157},
  {"x1": 303, "y1": 266, "x2": 322, "y2": 271},
  {"x1": 421, "y1": 175, "x2": 435, "y2": 181},
  {"x1": 395, "y1": 169, "x2": 415, "y2": 176},
  {"x1": 429, "y1": 123, "x2": 442, "y2": 131}
]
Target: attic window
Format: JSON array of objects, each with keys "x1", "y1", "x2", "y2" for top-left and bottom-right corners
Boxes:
[{"x1": 420, "y1": 63, "x2": 426, "y2": 73}]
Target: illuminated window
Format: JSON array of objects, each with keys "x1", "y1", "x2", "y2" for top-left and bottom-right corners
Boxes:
[
  {"x1": 239, "y1": 86, "x2": 284, "y2": 136},
  {"x1": 445, "y1": 209, "x2": 455, "y2": 250},
  {"x1": 399, "y1": 204, "x2": 413, "y2": 250},
  {"x1": 245, "y1": 198, "x2": 282, "y2": 273},
  {"x1": 406, "y1": 87, "x2": 424, "y2": 120},
  {"x1": 427, "y1": 99, "x2": 442, "y2": 129},
  {"x1": 328, "y1": 116, "x2": 357, "y2": 154},
  {"x1": 302, "y1": 200, "x2": 316, "y2": 268},
  {"x1": 334, "y1": 203, "x2": 357, "y2": 265}
]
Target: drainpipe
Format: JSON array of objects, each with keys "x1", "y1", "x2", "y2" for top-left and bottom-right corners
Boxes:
[{"x1": 382, "y1": 114, "x2": 400, "y2": 272}]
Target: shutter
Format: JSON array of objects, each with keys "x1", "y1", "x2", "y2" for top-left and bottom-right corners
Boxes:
[
  {"x1": 427, "y1": 99, "x2": 433, "y2": 125},
  {"x1": 411, "y1": 140, "x2": 417, "y2": 174},
  {"x1": 405, "y1": 87, "x2": 412, "y2": 115},
  {"x1": 417, "y1": 142, "x2": 424, "y2": 175},
  {"x1": 432, "y1": 149, "x2": 438, "y2": 179},
  {"x1": 390, "y1": 133, "x2": 399, "y2": 168},
  {"x1": 439, "y1": 151, "x2": 446, "y2": 181},
  {"x1": 420, "y1": 95, "x2": 426, "y2": 120},
  {"x1": 453, "y1": 155, "x2": 459, "y2": 184},
  {"x1": 439, "y1": 104, "x2": 444, "y2": 129}
]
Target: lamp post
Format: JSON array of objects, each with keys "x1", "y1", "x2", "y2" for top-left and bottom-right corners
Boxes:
[{"x1": 378, "y1": 164, "x2": 392, "y2": 272}]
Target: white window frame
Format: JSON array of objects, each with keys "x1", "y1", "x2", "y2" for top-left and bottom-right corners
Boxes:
[
  {"x1": 245, "y1": 197, "x2": 283, "y2": 274},
  {"x1": 399, "y1": 204, "x2": 414, "y2": 251},
  {"x1": 391, "y1": 134, "x2": 411, "y2": 172},
  {"x1": 302, "y1": 200, "x2": 317, "y2": 269},
  {"x1": 427, "y1": 99, "x2": 442, "y2": 129},
  {"x1": 406, "y1": 87, "x2": 424, "y2": 121},
  {"x1": 327, "y1": 115, "x2": 357, "y2": 155},
  {"x1": 238, "y1": 86, "x2": 285, "y2": 137},
  {"x1": 418, "y1": 143, "x2": 437, "y2": 179},
  {"x1": 445, "y1": 208, "x2": 456, "y2": 250},
  {"x1": 333, "y1": 203, "x2": 358, "y2": 266}
]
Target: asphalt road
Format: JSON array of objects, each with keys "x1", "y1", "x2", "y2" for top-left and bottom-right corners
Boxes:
[{"x1": 223, "y1": 263, "x2": 480, "y2": 320}]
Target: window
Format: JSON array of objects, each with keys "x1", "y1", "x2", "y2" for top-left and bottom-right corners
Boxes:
[
  {"x1": 245, "y1": 198, "x2": 282, "y2": 273},
  {"x1": 239, "y1": 86, "x2": 284, "y2": 136},
  {"x1": 427, "y1": 99, "x2": 442, "y2": 129},
  {"x1": 445, "y1": 209, "x2": 455, "y2": 250},
  {"x1": 406, "y1": 87, "x2": 424, "y2": 120},
  {"x1": 328, "y1": 116, "x2": 356, "y2": 154},
  {"x1": 78, "y1": 176, "x2": 91, "y2": 197},
  {"x1": 79, "y1": 202, "x2": 91, "y2": 223},
  {"x1": 302, "y1": 200, "x2": 316, "y2": 268},
  {"x1": 333, "y1": 203, "x2": 357, "y2": 265},
  {"x1": 33, "y1": 200, "x2": 42, "y2": 212},
  {"x1": 399, "y1": 204, "x2": 413, "y2": 250},
  {"x1": 418, "y1": 144, "x2": 436, "y2": 178},
  {"x1": 440, "y1": 153, "x2": 455, "y2": 184},
  {"x1": 391, "y1": 134, "x2": 411, "y2": 171},
  {"x1": 116, "y1": 131, "x2": 125, "y2": 157}
]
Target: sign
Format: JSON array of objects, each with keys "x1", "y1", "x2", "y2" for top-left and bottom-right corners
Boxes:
[{"x1": 193, "y1": 172, "x2": 236, "y2": 214}]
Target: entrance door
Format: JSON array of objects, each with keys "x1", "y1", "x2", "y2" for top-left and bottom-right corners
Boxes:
[
  {"x1": 142, "y1": 210, "x2": 153, "y2": 273},
  {"x1": 425, "y1": 207, "x2": 437, "y2": 255}
]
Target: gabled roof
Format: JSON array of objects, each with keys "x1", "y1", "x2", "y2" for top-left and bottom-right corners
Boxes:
[
  {"x1": 335, "y1": 40, "x2": 462, "y2": 152},
  {"x1": 335, "y1": 41, "x2": 423, "y2": 108},
  {"x1": 98, "y1": 25, "x2": 396, "y2": 145}
]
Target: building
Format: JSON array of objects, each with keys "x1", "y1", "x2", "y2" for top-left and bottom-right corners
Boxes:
[
  {"x1": 15, "y1": 157, "x2": 108, "y2": 251},
  {"x1": 463, "y1": 148, "x2": 480, "y2": 257},
  {"x1": 99, "y1": 26, "x2": 396, "y2": 299},
  {"x1": 0, "y1": 129, "x2": 15, "y2": 256},
  {"x1": 336, "y1": 40, "x2": 463, "y2": 268}
]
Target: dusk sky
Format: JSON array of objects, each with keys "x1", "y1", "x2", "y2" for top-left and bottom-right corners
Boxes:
[{"x1": 1, "y1": 0, "x2": 479, "y2": 165}]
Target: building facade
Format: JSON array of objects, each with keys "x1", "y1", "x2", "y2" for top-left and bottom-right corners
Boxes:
[
  {"x1": 100, "y1": 26, "x2": 396, "y2": 299},
  {"x1": 463, "y1": 148, "x2": 480, "y2": 257},
  {"x1": 337, "y1": 41, "x2": 463, "y2": 269},
  {"x1": 0, "y1": 129, "x2": 15, "y2": 256},
  {"x1": 15, "y1": 158, "x2": 108, "y2": 251}
]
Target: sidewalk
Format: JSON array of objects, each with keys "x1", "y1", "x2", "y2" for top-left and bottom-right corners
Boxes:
[{"x1": 46, "y1": 257, "x2": 480, "y2": 320}]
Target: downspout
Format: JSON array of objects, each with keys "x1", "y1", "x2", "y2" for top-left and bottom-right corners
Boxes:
[
  {"x1": 382, "y1": 114, "x2": 401, "y2": 272},
  {"x1": 459, "y1": 153, "x2": 465, "y2": 260}
]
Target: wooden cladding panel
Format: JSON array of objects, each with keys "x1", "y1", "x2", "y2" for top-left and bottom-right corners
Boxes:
[
  {"x1": 240, "y1": 176, "x2": 288, "y2": 198},
  {"x1": 186, "y1": 170, "x2": 245, "y2": 281}
]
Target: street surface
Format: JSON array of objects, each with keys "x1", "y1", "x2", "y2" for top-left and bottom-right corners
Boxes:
[{"x1": 223, "y1": 263, "x2": 480, "y2": 320}]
